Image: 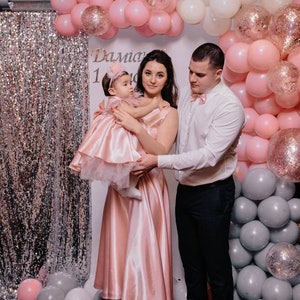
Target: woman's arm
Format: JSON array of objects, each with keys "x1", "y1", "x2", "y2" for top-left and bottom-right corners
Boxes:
[{"x1": 114, "y1": 107, "x2": 178, "y2": 155}]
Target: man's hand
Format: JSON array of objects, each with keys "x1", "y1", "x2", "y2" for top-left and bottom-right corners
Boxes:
[{"x1": 132, "y1": 154, "x2": 158, "y2": 177}]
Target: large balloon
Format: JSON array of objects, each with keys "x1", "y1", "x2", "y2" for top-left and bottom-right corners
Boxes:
[
  {"x1": 261, "y1": 277, "x2": 293, "y2": 300},
  {"x1": 46, "y1": 272, "x2": 79, "y2": 295},
  {"x1": 266, "y1": 242, "x2": 300, "y2": 280},
  {"x1": 267, "y1": 128, "x2": 300, "y2": 182},
  {"x1": 37, "y1": 286, "x2": 65, "y2": 300},
  {"x1": 268, "y1": 4, "x2": 300, "y2": 58}
]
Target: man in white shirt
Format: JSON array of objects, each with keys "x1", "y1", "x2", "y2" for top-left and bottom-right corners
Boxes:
[{"x1": 134, "y1": 43, "x2": 245, "y2": 300}]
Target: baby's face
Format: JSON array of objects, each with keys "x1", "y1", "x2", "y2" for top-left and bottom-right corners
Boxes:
[{"x1": 113, "y1": 74, "x2": 134, "y2": 98}]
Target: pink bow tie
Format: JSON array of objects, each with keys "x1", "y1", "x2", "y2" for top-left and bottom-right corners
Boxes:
[{"x1": 192, "y1": 94, "x2": 206, "y2": 104}]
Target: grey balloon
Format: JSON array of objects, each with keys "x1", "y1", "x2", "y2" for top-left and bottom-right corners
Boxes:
[
  {"x1": 242, "y1": 168, "x2": 277, "y2": 201},
  {"x1": 232, "y1": 196, "x2": 257, "y2": 224},
  {"x1": 270, "y1": 220, "x2": 299, "y2": 244},
  {"x1": 275, "y1": 179, "x2": 296, "y2": 200},
  {"x1": 288, "y1": 198, "x2": 300, "y2": 221},
  {"x1": 46, "y1": 272, "x2": 79, "y2": 295},
  {"x1": 37, "y1": 286, "x2": 65, "y2": 300},
  {"x1": 261, "y1": 277, "x2": 293, "y2": 300},
  {"x1": 254, "y1": 242, "x2": 275, "y2": 272},
  {"x1": 229, "y1": 238, "x2": 252, "y2": 269}
]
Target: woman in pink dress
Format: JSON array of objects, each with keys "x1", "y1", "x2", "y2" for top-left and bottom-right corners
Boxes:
[
  {"x1": 94, "y1": 50, "x2": 179, "y2": 300},
  {"x1": 69, "y1": 62, "x2": 162, "y2": 199}
]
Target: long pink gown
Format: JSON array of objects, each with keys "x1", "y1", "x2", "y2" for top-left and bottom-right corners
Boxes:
[
  {"x1": 69, "y1": 96, "x2": 142, "y2": 189},
  {"x1": 94, "y1": 106, "x2": 174, "y2": 300}
]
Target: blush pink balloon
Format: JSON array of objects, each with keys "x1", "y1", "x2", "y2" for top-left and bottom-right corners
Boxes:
[
  {"x1": 17, "y1": 278, "x2": 42, "y2": 300},
  {"x1": 243, "y1": 107, "x2": 259, "y2": 134},
  {"x1": 148, "y1": 10, "x2": 171, "y2": 34},
  {"x1": 223, "y1": 66, "x2": 247, "y2": 84},
  {"x1": 109, "y1": 0, "x2": 130, "y2": 28},
  {"x1": 70, "y1": 3, "x2": 90, "y2": 29},
  {"x1": 51, "y1": 0, "x2": 77, "y2": 14},
  {"x1": 248, "y1": 39, "x2": 280, "y2": 71},
  {"x1": 225, "y1": 42, "x2": 250, "y2": 73},
  {"x1": 246, "y1": 136, "x2": 269, "y2": 164},
  {"x1": 219, "y1": 30, "x2": 240, "y2": 53},
  {"x1": 230, "y1": 81, "x2": 255, "y2": 107},
  {"x1": 277, "y1": 109, "x2": 300, "y2": 129},
  {"x1": 125, "y1": 0, "x2": 150, "y2": 27},
  {"x1": 98, "y1": 24, "x2": 118, "y2": 39},
  {"x1": 55, "y1": 14, "x2": 79, "y2": 36},
  {"x1": 253, "y1": 95, "x2": 281, "y2": 116},
  {"x1": 236, "y1": 133, "x2": 252, "y2": 161},
  {"x1": 166, "y1": 11, "x2": 184, "y2": 37},
  {"x1": 275, "y1": 92, "x2": 300, "y2": 109},
  {"x1": 254, "y1": 113, "x2": 279, "y2": 139},
  {"x1": 90, "y1": 0, "x2": 113, "y2": 11},
  {"x1": 234, "y1": 161, "x2": 250, "y2": 182},
  {"x1": 135, "y1": 22, "x2": 155, "y2": 37},
  {"x1": 245, "y1": 71, "x2": 272, "y2": 98}
]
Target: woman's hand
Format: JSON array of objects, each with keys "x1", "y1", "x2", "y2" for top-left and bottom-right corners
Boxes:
[{"x1": 113, "y1": 107, "x2": 142, "y2": 134}]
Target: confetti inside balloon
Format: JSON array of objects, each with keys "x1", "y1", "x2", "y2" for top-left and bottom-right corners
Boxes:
[
  {"x1": 81, "y1": 5, "x2": 110, "y2": 36},
  {"x1": 233, "y1": 5, "x2": 271, "y2": 42},
  {"x1": 266, "y1": 242, "x2": 300, "y2": 280},
  {"x1": 267, "y1": 128, "x2": 300, "y2": 182},
  {"x1": 268, "y1": 4, "x2": 300, "y2": 58}
]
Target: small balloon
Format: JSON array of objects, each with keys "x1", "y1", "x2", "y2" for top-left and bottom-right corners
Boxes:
[
  {"x1": 37, "y1": 286, "x2": 65, "y2": 300},
  {"x1": 229, "y1": 238, "x2": 253, "y2": 269},
  {"x1": 46, "y1": 272, "x2": 79, "y2": 295},
  {"x1": 267, "y1": 128, "x2": 300, "y2": 182},
  {"x1": 261, "y1": 277, "x2": 293, "y2": 300},
  {"x1": 145, "y1": 0, "x2": 170, "y2": 10},
  {"x1": 17, "y1": 278, "x2": 43, "y2": 300},
  {"x1": 65, "y1": 287, "x2": 93, "y2": 300},
  {"x1": 266, "y1": 242, "x2": 300, "y2": 280},
  {"x1": 81, "y1": 5, "x2": 110, "y2": 35}
]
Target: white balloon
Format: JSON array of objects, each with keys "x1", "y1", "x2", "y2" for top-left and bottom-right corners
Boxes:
[
  {"x1": 201, "y1": 7, "x2": 231, "y2": 36},
  {"x1": 270, "y1": 221, "x2": 300, "y2": 244},
  {"x1": 209, "y1": 0, "x2": 241, "y2": 19},
  {"x1": 288, "y1": 198, "x2": 300, "y2": 221},
  {"x1": 261, "y1": 0, "x2": 293, "y2": 15},
  {"x1": 177, "y1": 0, "x2": 205, "y2": 24},
  {"x1": 262, "y1": 277, "x2": 293, "y2": 300},
  {"x1": 65, "y1": 287, "x2": 93, "y2": 300}
]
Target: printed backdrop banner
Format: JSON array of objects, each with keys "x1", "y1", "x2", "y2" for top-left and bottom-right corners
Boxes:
[{"x1": 87, "y1": 25, "x2": 217, "y2": 288}]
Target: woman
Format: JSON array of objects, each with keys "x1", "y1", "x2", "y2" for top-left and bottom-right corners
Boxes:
[{"x1": 94, "y1": 50, "x2": 178, "y2": 300}]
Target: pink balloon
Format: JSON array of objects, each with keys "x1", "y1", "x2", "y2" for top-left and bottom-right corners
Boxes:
[
  {"x1": 254, "y1": 113, "x2": 279, "y2": 139},
  {"x1": 236, "y1": 133, "x2": 252, "y2": 161},
  {"x1": 51, "y1": 0, "x2": 77, "y2": 14},
  {"x1": 98, "y1": 24, "x2": 118, "y2": 39},
  {"x1": 245, "y1": 71, "x2": 272, "y2": 98},
  {"x1": 135, "y1": 22, "x2": 155, "y2": 37},
  {"x1": 145, "y1": 0, "x2": 171, "y2": 10},
  {"x1": 125, "y1": 0, "x2": 150, "y2": 27},
  {"x1": 277, "y1": 109, "x2": 300, "y2": 129},
  {"x1": 234, "y1": 161, "x2": 250, "y2": 182},
  {"x1": 225, "y1": 42, "x2": 250, "y2": 73},
  {"x1": 219, "y1": 30, "x2": 240, "y2": 53},
  {"x1": 17, "y1": 279, "x2": 42, "y2": 300},
  {"x1": 78, "y1": 0, "x2": 89, "y2": 2},
  {"x1": 287, "y1": 46, "x2": 300, "y2": 72},
  {"x1": 109, "y1": 0, "x2": 130, "y2": 28},
  {"x1": 243, "y1": 107, "x2": 259, "y2": 134},
  {"x1": 148, "y1": 10, "x2": 171, "y2": 34},
  {"x1": 164, "y1": 0, "x2": 177, "y2": 13},
  {"x1": 55, "y1": 14, "x2": 79, "y2": 36},
  {"x1": 70, "y1": 3, "x2": 90, "y2": 29},
  {"x1": 246, "y1": 136, "x2": 269, "y2": 164},
  {"x1": 275, "y1": 92, "x2": 300, "y2": 109},
  {"x1": 223, "y1": 66, "x2": 247, "y2": 85},
  {"x1": 248, "y1": 39, "x2": 280, "y2": 71},
  {"x1": 253, "y1": 95, "x2": 281, "y2": 116},
  {"x1": 90, "y1": 0, "x2": 113, "y2": 11},
  {"x1": 166, "y1": 11, "x2": 184, "y2": 37},
  {"x1": 230, "y1": 81, "x2": 254, "y2": 107}
]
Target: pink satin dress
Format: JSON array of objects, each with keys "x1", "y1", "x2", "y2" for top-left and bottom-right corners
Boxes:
[
  {"x1": 94, "y1": 106, "x2": 174, "y2": 300},
  {"x1": 69, "y1": 96, "x2": 142, "y2": 189}
]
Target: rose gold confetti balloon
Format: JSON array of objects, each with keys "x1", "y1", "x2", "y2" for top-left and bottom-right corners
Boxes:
[
  {"x1": 267, "y1": 128, "x2": 300, "y2": 182},
  {"x1": 266, "y1": 242, "x2": 300, "y2": 280},
  {"x1": 81, "y1": 5, "x2": 110, "y2": 36},
  {"x1": 268, "y1": 4, "x2": 300, "y2": 59},
  {"x1": 267, "y1": 61, "x2": 299, "y2": 95},
  {"x1": 233, "y1": 5, "x2": 271, "y2": 42}
]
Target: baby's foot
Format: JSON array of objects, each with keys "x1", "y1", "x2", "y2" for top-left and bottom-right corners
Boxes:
[{"x1": 119, "y1": 187, "x2": 142, "y2": 200}]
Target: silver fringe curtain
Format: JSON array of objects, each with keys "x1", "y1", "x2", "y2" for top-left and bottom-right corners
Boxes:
[{"x1": 0, "y1": 12, "x2": 90, "y2": 299}]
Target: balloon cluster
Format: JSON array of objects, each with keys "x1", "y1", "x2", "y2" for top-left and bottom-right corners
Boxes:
[
  {"x1": 17, "y1": 272, "x2": 98, "y2": 300},
  {"x1": 50, "y1": 0, "x2": 242, "y2": 39},
  {"x1": 221, "y1": 3, "x2": 300, "y2": 183},
  {"x1": 231, "y1": 168, "x2": 300, "y2": 299}
]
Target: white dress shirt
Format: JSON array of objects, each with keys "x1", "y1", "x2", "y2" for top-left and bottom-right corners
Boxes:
[{"x1": 158, "y1": 80, "x2": 245, "y2": 186}]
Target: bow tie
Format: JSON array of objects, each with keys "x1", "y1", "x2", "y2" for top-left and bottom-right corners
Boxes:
[{"x1": 192, "y1": 94, "x2": 206, "y2": 104}]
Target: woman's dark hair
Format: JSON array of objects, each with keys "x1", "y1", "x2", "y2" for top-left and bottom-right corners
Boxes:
[
  {"x1": 135, "y1": 50, "x2": 178, "y2": 108},
  {"x1": 191, "y1": 43, "x2": 224, "y2": 70}
]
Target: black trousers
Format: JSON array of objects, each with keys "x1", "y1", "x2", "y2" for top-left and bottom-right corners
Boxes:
[{"x1": 175, "y1": 176, "x2": 235, "y2": 300}]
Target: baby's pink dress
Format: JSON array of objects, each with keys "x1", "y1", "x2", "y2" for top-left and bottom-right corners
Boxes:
[{"x1": 69, "y1": 96, "x2": 143, "y2": 188}]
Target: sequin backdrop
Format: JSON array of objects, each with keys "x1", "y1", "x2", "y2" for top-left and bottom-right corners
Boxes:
[{"x1": 0, "y1": 12, "x2": 90, "y2": 299}]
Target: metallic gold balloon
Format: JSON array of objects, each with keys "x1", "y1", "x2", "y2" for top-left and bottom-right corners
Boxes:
[
  {"x1": 233, "y1": 5, "x2": 271, "y2": 42},
  {"x1": 268, "y1": 4, "x2": 300, "y2": 59},
  {"x1": 81, "y1": 5, "x2": 110, "y2": 36},
  {"x1": 267, "y1": 128, "x2": 300, "y2": 182}
]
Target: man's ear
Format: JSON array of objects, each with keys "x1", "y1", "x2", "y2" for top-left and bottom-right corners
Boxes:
[{"x1": 108, "y1": 87, "x2": 116, "y2": 96}]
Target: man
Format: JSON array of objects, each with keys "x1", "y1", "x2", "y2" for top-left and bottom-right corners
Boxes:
[{"x1": 134, "y1": 43, "x2": 245, "y2": 300}]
